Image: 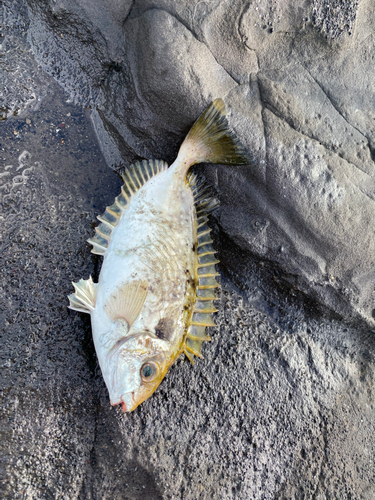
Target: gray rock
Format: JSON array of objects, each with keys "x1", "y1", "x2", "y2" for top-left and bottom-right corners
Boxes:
[
  {"x1": 312, "y1": 0, "x2": 359, "y2": 38},
  {"x1": 0, "y1": 74, "x2": 122, "y2": 498},
  {"x1": 25, "y1": 0, "x2": 375, "y2": 323},
  {"x1": 0, "y1": 0, "x2": 51, "y2": 119},
  {"x1": 2, "y1": 0, "x2": 375, "y2": 499}
]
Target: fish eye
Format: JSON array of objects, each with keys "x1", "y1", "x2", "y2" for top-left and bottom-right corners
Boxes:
[{"x1": 140, "y1": 361, "x2": 159, "y2": 382}]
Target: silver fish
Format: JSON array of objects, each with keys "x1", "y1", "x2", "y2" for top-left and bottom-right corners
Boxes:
[{"x1": 68, "y1": 99, "x2": 252, "y2": 411}]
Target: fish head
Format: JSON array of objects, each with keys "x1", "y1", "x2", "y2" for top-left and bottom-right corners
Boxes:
[{"x1": 105, "y1": 331, "x2": 174, "y2": 412}]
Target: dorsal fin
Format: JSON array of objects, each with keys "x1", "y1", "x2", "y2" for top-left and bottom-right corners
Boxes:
[
  {"x1": 68, "y1": 276, "x2": 97, "y2": 314},
  {"x1": 88, "y1": 160, "x2": 169, "y2": 255},
  {"x1": 187, "y1": 172, "x2": 219, "y2": 215},
  {"x1": 104, "y1": 280, "x2": 148, "y2": 326},
  {"x1": 184, "y1": 173, "x2": 220, "y2": 363}
]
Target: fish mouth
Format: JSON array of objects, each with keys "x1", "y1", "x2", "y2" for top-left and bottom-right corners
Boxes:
[
  {"x1": 120, "y1": 391, "x2": 136, "y2": 412},
  {"x1": 111, "y1": 391, "x2": 136, "y2": 412}
]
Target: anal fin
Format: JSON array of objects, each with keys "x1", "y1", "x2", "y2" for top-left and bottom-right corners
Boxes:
[
  {"x1": 185, "y1": 338, "x2": 204, "y2": 358},
  {"x1": 184, "y1": 197, "x2": 220, "y2": 363}
]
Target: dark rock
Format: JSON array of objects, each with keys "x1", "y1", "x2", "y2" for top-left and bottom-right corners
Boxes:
[
  {"x1": 2, "y1": 0, "x2": 375, "y2": 499},
  {"x1": 0, "y1": 0, "x2": 50, "y2": 120},
  {"x1": 312, "y1": 0, "x2": 359, "y2": 38}
]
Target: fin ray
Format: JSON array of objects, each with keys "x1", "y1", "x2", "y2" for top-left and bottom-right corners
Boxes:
[
  {"x1": 188, "y1": 324, "x2": 211, "y2": 341},
  {"x1": 185, "y1": 338, "x2": 203, "y2": 358},
  {"x1": 184, "y1": 347, "x2": 195, "y2": 364},
  {"x1": 105, "y1": 280, "x2": 148, "y2": 326},
  {"x1": 175, "y1": 98, "x2": 253, "y2": 177},
  {"x1": 68, "y1": 276, "x2": 97, "y2": 314},
  {"x1": 88, "y1": 160, "x2": 168, "y2": 256}
]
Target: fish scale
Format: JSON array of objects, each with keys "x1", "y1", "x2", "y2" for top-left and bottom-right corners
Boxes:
[{"x1": 68, "y1": 98, "x2": 252, "y2": 411}]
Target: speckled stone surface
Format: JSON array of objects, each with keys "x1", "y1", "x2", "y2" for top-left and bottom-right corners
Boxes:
[{"x1": 1, "y1": 1, "x2": 375, "y2": 498}]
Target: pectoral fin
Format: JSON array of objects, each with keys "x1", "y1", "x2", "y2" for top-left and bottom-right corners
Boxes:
[{"x1": 105, "y1": 280, "x2": 148, "y2": 326}]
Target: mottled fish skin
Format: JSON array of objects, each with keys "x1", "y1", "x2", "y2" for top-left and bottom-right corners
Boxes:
[
  {"x1": 92, "y1": 166, "x2": 197, "y2": 409},
  {"x1": 68, "y1": 99, "x2": 252, "y2": 412}
]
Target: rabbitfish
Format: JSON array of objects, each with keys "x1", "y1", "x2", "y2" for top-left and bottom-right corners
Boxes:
[{"x1": 68, "y1": 99, "x2": 252, "y2": 412}]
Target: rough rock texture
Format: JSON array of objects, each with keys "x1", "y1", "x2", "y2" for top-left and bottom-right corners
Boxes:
[
  {"x1": 2, "y1": 0, "x2": 375, "y2": 499},
  {"x1": 1, "y1": 0, "x2": 50, "y2": 119},
  {"x1": 23, "y1": 0, "x2": 375, "y2": 324}
]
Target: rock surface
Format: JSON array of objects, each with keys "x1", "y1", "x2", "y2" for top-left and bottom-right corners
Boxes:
[
  {"x1": 1, "y1": 0, "x2": 375, "y2": 499},
  {"x1": 24, "y1": 0, "x2": 375, "y2": 324}
]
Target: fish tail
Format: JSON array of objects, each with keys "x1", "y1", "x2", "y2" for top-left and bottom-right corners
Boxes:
[{"x1": 173, "y1": 98, "x2": 253, "y2": 178}]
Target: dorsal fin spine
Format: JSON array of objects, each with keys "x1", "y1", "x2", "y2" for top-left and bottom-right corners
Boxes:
[
  {"x1": 198, "y1": 228, "x2": 212, "y2": 238},
  {"x1": 91, "y1": 246, "x2": 105, "y2": 255},
  {"x1": 105, "y1": 207, "x2": 120, "y2": 218},
  {"x1": 88, "y1": 160, "x2": 169, "y2": 256},
  {"x1": 197, "y1": 238, "x2": 214, "y2": 248},
  {"x1": 185, "y1": 342, "x2": 203, "y2": 358},
  {"x1": 121, "y1": 184, "x2": 131, "y2": 200},
  {"x1": 116, "y1": 194, "x2": 128, "y2": 208},
  {"x1": 198, "y1": 245, "x2": 215, "y2": 255},
  {"x1": 115, "y1": 198, "x2": 123, "y2": 210},
  {"x1": 188, "y1": 324, "x2": 212, "y2": 340},
  {"x1": 87, "y1": 237, "x2": 107, "y2": 250},
  {"x1": 184, "y1": 348, "x2": 195, "y2": 364},
  {"x1": 137, "y1": 162, "x2": 147, "y2": 183},
  {"x1": 198, "y1": 260, "x2": 219, "y2": 268},
  {"x1": 197, "y1": 283, "x2": 220, "y2": 290},
  {"x1": 130, "y1": 166, "x2": 142, "y2": 189},
  {"x1": 102, "y1": 210, "x2": 118, "y2": 226},
  {"x1": 198, "y1": 272, "x2": 220, "y2": 278},
  {"x1": 97, "y1": 215, "x2": 115, "y2": 228},
  {"x1": 197, "y1": 217, "x2": 209, "y2": 229},
  {"x1": 123, "y1": 172, "x2": 136, "y2": 194},
  {"x1": 89, "y1": 234, "x2": 108, "y2": 247},
  {"x1": 194, "y1": 306, "x2": 217, "y2": 314},
  {"x1": 196, "y1": 287, "x2": 219, "y2": 298},
  {"x1": 198, "y1": 250, "x2": 216, "y2": 257},
  {"x1": 95, "y1": 226, "x2": 110, "y2": 239}
]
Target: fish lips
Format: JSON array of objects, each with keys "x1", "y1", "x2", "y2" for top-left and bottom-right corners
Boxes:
[{"x1": 110, "y1": 392, "x2": 136, "y2": 412}]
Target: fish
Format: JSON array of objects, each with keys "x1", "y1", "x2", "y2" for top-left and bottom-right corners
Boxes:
[{"x1": 68, "y1": 99, "x2": 252, "y2": 412}]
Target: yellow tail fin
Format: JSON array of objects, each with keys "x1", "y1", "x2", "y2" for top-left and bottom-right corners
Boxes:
[{"x1": 175, "y1": 98, "x2": 253, "y2": 177}]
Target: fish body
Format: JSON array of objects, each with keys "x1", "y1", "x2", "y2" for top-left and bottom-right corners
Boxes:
[
  {"x1": 68, "y1": 99, "x2": 252, "y2": 411},
  {"x1": 92, "y1": 166, "x2": 196, "y2": 407}
]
